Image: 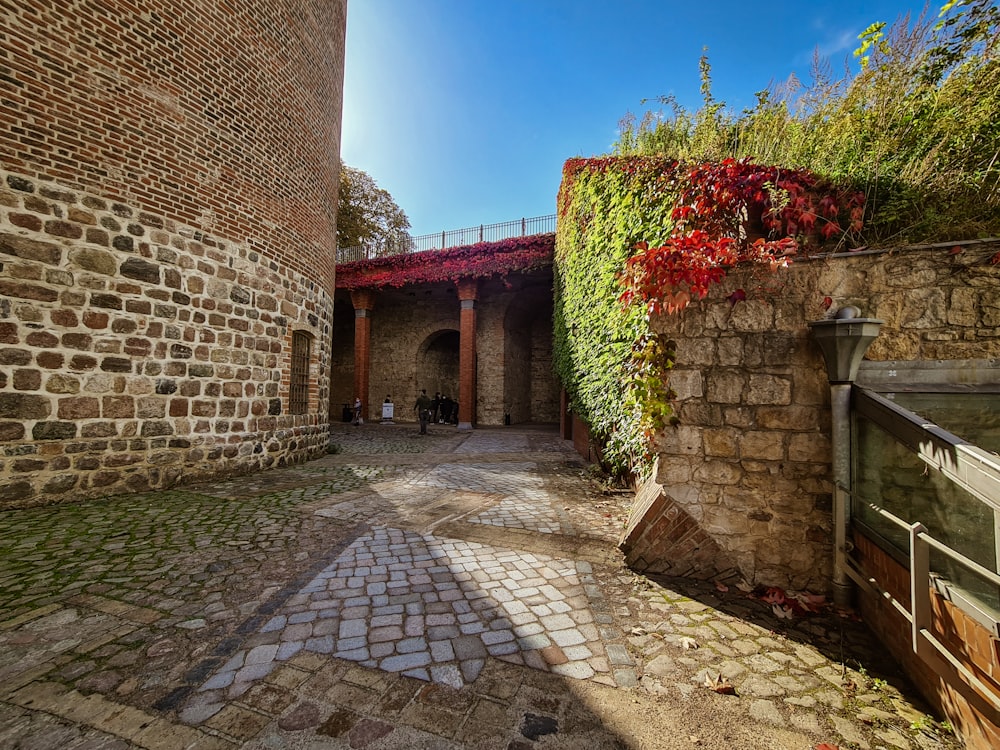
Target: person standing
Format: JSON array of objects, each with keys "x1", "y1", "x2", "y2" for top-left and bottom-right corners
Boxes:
[
  {"x1": 353, "y1": 396, "x2": 362, "y2": 425},
  {"x1": 414, "y1": 389, "x2": 432, "y2": 435}
]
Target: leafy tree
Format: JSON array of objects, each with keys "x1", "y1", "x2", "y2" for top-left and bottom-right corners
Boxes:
[{"x1": 337, "y1": 161, "x2": 413, "y2": 254}]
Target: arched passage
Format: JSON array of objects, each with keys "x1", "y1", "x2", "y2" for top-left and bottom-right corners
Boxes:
[{"x1": 417, "y1": 329, "x2": 460, "y2": 406}]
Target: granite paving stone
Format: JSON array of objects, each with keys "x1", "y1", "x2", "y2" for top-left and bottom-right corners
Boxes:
[{"x1": 0, "y1": 424, "x2": 965, "y2": 750}]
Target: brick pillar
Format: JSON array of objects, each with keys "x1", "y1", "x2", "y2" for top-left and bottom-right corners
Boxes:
[
  {"x1": 456, "y1": 279, "x2": 479, "y2": 431},
  {"x1": 350, "y1": 289, "x2": 375, "y2": 421},
  {"x1": 560, "y1": 389, "x2": 571, "y2": 440}
]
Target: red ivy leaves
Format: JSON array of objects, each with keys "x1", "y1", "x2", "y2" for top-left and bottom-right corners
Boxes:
[
  {"x1": 336, "y1": 234, "x2": 555, "y2": 290},
  {"x1": 621, "y1": 158, "x2": 864, "y2": 315}
]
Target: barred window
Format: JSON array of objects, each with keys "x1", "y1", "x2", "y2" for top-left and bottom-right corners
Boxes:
[{"x1": 290, "y1": 331, "x2": 311, "y2": 414}]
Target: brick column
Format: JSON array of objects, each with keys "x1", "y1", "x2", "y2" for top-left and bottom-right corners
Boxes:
[
  {"x1": 456, "y1": 279, "x2": 479, "y2": 431},
  {"x1": 560, "y1": 389, "x2": 571, "y2": 440},
  {"x1": 350, "y1": 289, "x2": 375, "y2": 421}
]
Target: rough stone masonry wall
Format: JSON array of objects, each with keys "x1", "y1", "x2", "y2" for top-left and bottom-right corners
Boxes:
[
  {"x1": 622, "y1": 240, "x2": 1000, "y2": 591},
  {"x1": 0, "y1": 1, "x2": 347, "y2": 508},
  {"x1": 331, "y1": 272, "x2": 561, "y2": 427}
]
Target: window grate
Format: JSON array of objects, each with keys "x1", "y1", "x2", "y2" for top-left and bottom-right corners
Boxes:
[{"x1": 290, "y1": 331, "x2": 310, "y2": 414}]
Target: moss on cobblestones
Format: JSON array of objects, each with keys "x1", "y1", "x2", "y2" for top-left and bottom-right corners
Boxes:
[{"x1": 0, "y1": 469, "x2": 379, "y2": 624}]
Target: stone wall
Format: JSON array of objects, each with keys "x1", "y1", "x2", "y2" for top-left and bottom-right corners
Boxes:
[
  {"x1": 0, "y1": 1, "x2": 347, "y2": 508},
  {"x1": 530, "y1": 316, "x2": 561, "y2": 424},
  {"x1": 623, "y1": 240, "x2": 1000, "y2": 590},
  {"x1": 333, "y1": 270, "x2": 560, "y2": 426}
]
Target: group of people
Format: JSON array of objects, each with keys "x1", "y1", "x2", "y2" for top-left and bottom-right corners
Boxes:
[
  {"x1": 350, "y1": 390, "x2": 459, "y2": 434},
  {"x1": 414, "y1": 390, "x2": 459, "y2": 434},
  {"x1": 431, "y1": 392, "x2": 458, "y2": 424}
]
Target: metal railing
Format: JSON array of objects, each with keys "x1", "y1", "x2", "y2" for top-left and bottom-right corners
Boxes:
[
  {"x1": 847, "y1": 501, "x2": 1000, "y2": 716},
  {"x1": 337, "y1": 214, "x2": 556, "y2": 263},
  {"x1": 845, "y1": 386, "x2": 1000, "y2": 718}
]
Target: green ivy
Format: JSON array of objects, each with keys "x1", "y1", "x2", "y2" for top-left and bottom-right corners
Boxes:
[{"x1": 554, "y1": 157, "x2": 680, "y2": 477}]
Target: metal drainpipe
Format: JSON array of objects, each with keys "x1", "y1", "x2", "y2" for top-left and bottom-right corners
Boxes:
[
  {"x1": 830, "y1": 382, "x2": 853, "y2": 607},
  {"x1": 808, "y1": 307, "x2": 883, "y2": 608}
]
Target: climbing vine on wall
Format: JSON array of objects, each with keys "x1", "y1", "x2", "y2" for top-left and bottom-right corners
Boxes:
[
  {"x1": 335, "y1": 234, "x2": 554, "y2": 289},
  {"x1": 555, "y1": 156, "x2": 860, "y2": 477},
  {"x1": 621, "y1": 159, "x2": 864, "y2": 315},
  {"x1": 554, "y1": 156, "x2": 681, "y2": 475}
]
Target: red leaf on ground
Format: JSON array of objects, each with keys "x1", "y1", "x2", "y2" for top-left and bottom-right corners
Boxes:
[
  {"x1": 761, "y1": 587, "x2": 786, "y2": 605},
  {"x1": 815, "y1": 744, "x2": 841, "y2": 750},
  {"x1": 949, "y1": 245, "x2": 963, "y2": 255}
]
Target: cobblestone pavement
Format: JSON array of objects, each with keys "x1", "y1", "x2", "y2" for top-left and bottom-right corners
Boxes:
[{"x1": 0, "y1": 424, "x2": 962, "y2": 749}]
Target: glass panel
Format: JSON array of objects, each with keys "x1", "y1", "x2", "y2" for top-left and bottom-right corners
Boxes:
[
  {"x1": 854, "y1": 414, "x2": 999, "y2": 609},
  {"x1": 885, "y1": 392, "x2": 1000, "y2": 455}
]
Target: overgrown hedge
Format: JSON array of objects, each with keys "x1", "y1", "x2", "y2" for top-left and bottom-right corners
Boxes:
[{"x1": 554, "y1": 157, "x2": 680, "y2": 476}]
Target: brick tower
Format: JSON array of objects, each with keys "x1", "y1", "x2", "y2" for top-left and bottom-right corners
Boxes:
[{"x1": 0, "y1": 1, "x2": 348, "y2": 507}]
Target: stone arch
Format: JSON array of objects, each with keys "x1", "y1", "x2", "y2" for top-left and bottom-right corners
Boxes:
[{"x1": 417, "y1": 329, "x2": 460, "y2": 404}]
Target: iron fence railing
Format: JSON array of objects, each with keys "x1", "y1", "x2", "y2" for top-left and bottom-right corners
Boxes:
[
  {"x1": 847, "y1": 501, "x2": 1000, "y2": 714},
  {"x1": 844, "y1": 387, "x2": 1000, "y2": 715},
  {"x1": 337, "y1": 214, "x2": 556, "y2": 263}
]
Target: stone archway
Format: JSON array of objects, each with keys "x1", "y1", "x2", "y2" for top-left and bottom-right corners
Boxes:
[{"x1": 417, "y1": 330, "x2": 460, "y2": 406}]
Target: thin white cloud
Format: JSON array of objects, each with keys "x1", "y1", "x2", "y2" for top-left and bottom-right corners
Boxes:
[{"x1": 791, "y1": 24, "x2": 860, "y2": 69}]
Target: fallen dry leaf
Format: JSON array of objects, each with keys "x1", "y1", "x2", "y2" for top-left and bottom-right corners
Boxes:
[
  {"x1": 772, "y1": 604, "x2": 794, "y2": 619},
  {"x1": 790, "y1": 592, "x2": 827, "y2": 613},
  {"x1": 814, "y1": 744, "x2": 840, "y2": 750},
  {"x1": 680, "y1": 636, "x2": 699, "y2": 649},
  {"x1": 703, "y1": 673, "x2": 736, "y2": 695},
  {"x1": 714, "y1": 581, "x2": 729, "y2": 593}
]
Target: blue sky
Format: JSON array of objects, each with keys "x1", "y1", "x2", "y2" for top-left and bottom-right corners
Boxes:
[{"x1": 341, "y1": 0, "x2": 938, "y2": 237}]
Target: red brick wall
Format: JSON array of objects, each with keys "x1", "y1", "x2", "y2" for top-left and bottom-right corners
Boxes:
[
  {"x1": 0, "y1": 0, "x2": 343, "y2": 296},
  {"x1": 572, "y1": 414, "x2": 592, "y2": 461},
  {"x1": 620, "y1": 466, "x2": 741, "y2": 580},
  {"x1": 0, "y1": 1, "x2": 347, "y2": 507}
]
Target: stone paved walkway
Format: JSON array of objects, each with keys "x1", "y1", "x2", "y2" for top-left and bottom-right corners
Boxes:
[{"x1": 0, "y1": 424, "x2": 961, "y2": 749}]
